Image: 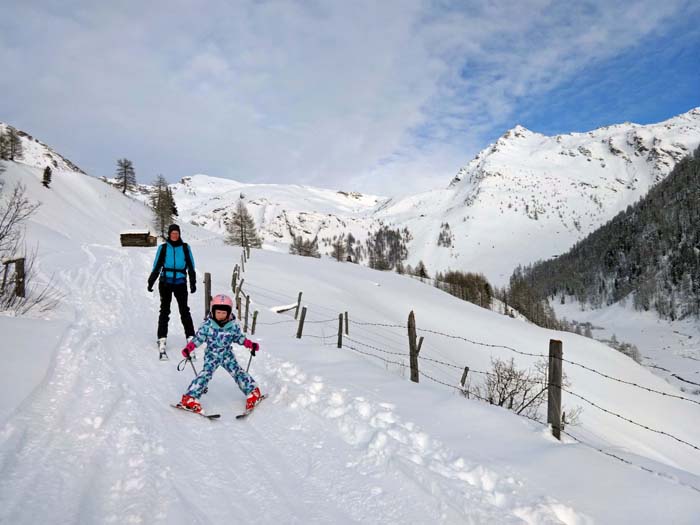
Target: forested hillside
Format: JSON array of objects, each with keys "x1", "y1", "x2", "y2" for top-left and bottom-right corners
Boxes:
[{"x1": 521, "y1": 146, "x2": 700, "y2": 320}]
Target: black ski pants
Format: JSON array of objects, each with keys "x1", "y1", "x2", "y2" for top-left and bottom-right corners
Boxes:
[{"x1": 158, "y1": 280, "x2": 195, "y2": 339}]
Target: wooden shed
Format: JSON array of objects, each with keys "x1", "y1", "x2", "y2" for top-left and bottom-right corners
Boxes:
[{"x1": 120, "y1": 230, "x2": 158, "y2": 247}]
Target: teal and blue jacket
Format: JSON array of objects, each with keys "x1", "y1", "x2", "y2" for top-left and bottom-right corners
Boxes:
[
  {"x1": 191, "y1": 316, "x2": 247, "y2": 353},
  {"x1": 149, "y1": 239, "x2": 196, "y2": 286}
]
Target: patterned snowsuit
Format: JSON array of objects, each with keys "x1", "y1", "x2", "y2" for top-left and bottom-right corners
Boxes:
[{"x1": 185, "y1": 317, "x2": 257, "y2": 399}]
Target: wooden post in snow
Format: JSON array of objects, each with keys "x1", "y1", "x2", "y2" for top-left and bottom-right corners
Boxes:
[
  {"x1": 251, "y1": 311, "x2": 258, "y2": 335},
  {"x1": 14, "y1": 258, "x2": 25, "y2": 298},
  {"x1": 236, "y1": 278, "x2": 245, "y2": 302},
  {"x1": 460, "y1": 367, "x2": 470, "y2": 398},
  {"x1": 408, "y1": 311, "x2": 419, "y2": 383},
  {"x1": 294, "y1": 292, "x2": 303, "y2": 320},
  {"x1": 204, "y1": 272, "x2": 212, "y2": 319},
  {"x1": 548, "y1": 339, "x2": 563, "y2": 440},
  {"x1": 337, "y1": 314, "x2": 343, "y2": 348},
  {"x1": 244, "y1": 295, "x2": 250, "y2": 332},
  {"x1": 296, "y1": 306, "x2": 307, "y2": 339}
]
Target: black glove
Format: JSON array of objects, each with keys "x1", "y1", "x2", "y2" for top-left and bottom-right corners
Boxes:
[
  {"x1": 147, "y1": 271, "x2": 158, "y2": 292},
  {"x1": 189, "y1": 270, "x2": 197, "y2": 294}
]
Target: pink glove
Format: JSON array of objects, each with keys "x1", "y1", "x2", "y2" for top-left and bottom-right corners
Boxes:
[
  {"x1": 181, "y1": 341, "x2": 196, "y2": 358},
  {"x1": 243, "y1": 338, "x2": 260, "y2": 354}
]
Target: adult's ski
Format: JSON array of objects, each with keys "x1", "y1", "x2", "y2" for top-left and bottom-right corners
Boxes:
[{"x1": 171, "y1": 403, "x2": 220, "y2": 420}]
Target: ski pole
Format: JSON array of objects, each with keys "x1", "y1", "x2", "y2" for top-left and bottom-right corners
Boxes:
[
  {"x1": 188, "y1": 357, "x2": 199, "y2": 376},
  {"x1": 246, "y1": 347, "x2": 257, "y2": 373}
]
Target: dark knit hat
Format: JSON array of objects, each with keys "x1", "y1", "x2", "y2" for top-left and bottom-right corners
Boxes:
[{"x1": 168, "y1": 224, "x2": 181, "y2": 235}]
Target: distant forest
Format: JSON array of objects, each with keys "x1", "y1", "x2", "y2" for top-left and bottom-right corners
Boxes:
[{"x1": 518, "y1": 145, "x2": 700, "y2": 321}]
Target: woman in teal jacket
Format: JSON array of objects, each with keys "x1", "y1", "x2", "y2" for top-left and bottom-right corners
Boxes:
[{"x1": 147, "y1": 224, "x2": 196, "y2": 358}]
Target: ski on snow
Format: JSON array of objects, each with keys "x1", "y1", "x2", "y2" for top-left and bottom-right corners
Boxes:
[
  {"x1": 171, "y1": 403, "x2": 220, "y2": 420},
  {"x1": 171, "y1": 394, "x2": 266, "y2": 420},
  {"x1": 235, "y1": 394, "x2": 267, "y2": 419}
]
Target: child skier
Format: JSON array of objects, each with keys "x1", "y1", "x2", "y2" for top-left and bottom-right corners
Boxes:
[{"x1": 179, "y1": 294, "x2": 262, "y2": 413}]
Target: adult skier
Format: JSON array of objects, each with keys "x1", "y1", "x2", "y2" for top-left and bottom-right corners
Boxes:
[{"x1": 147, "y1": 224, "x2": 196, "y2": 359}]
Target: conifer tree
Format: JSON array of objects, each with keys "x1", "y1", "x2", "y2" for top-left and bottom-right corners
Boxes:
[
  {"x1": 168, "y1": 187, "x2": 178, "y2": 217},
  {"x1": 414, "y1": 260, "x2": 429, "y2": 279},
  {"x1": 150, "y1": 175, "x2": 174, "y2": 238},
  {"x1": 0, "y1": 132, "x2": 9, "y2": 160},
  {"x1": 115, "y1": 158, "x2": 136, "y2": 194},
  {"x1": 42, "y1": 166, "x2": 52, "y2": 188},
  {"x1": 289, "y1": 235, "x2": 320, "y2": 258},
  {"x1": 331, "y1": 235, "x2": 346, "y2": 262},
  {"x1": 225, "y1": 199, "x2": 262, "y2": 248},
  {"x1": 6, "y1": 128, "x2": 23, "y2": 161}
]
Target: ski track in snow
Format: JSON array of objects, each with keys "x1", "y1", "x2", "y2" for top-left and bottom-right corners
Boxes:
[{"x1": 0, "y1": 244, "x2": 588, "y2": 524}]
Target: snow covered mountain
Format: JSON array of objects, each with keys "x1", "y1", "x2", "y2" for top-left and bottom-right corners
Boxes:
[
  {"x1": 165, "y1": 108, "x2": 700, "y2": 285},
  {"x1": 2, "y1": 158, "x2": 700, "y2": 523},
  {"x1": 0, "y1": 122, "x2": 86, "y2": 175}
]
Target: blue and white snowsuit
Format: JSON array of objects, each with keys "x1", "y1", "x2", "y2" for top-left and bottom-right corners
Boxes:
[{"x1": 185, "y1": 317, "x2": 257, "y2": 399}]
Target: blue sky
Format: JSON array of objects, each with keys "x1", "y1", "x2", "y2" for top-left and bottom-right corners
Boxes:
[
  {"x1": 0, "y1": 1, "x2": 698, "y2": 196},
  {"x1": 519, "y1": 16, "x2": 700, "y2": 136}
]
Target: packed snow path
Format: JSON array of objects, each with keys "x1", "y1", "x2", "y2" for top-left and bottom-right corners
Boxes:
[{"x1": 0, "y1": 244, "x2": 594, "y2": 524}]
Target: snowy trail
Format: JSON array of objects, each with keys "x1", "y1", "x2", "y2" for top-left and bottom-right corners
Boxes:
[{"x1": 0, "y1": 244, "x2": 586, "y2": 524}]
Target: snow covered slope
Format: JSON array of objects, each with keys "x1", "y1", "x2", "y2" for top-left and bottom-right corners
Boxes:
[
  {"x1": 1, "y1": 160, "x2": 700, "y2": 523},
  {"x1": 162, "y1": 108, "x2": 700, "y2": 285}
]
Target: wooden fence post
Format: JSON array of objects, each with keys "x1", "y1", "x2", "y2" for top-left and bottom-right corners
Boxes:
[
  {"x1": 244, "y1": 295, "x2": 250, "y2": 332},
  {"x1": 296, "y1": 306, "x2": 307, "y2": 339},
  {"x1": 344, "y1": 311, "x2": 349, "y2": 335},
  {"x1": 294, "y1": 292, "x2": 303, "y2": 320},
  {"x1": 246, "y1": 245, "x2": 250, "y2": 259},
  {"x1": 337, "y1": 314, "x2": 343, "y2": 348},
  {"x1": 460, "y1": 366, "x2": 470, "y2": 398},
  {"x1": 204, "y1": 272, "x2": 211, "y2": 319},
  {"x1": 548, "y1": 339, "x2": 563, "y2": 440},
  {"x1": 251, "y1": 310, "x2": 258, "y2": 335},
  {"x1": 241, "y1": 253, "x2": 245, "y2": 272},
  {"x1": 236, "y1": 278, "x2": 245, "y2": 302},
  {"x1": 15, "y1": 258, "x2": 25, "y2": 298},
  {"x1": 231, "y1": 269, "x2": 238, "y2": 293},
  {"x1": 408, "y1": 311, "x2": 419, "y2": 383},
  {"x1": 236, "y1": 296, "x2": 242, "y2": 319},
  {"x1": 1, "y1": 262, "x2": 9, "y2": 294}
]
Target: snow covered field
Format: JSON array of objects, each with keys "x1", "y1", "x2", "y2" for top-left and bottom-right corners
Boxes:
[
  {"x1": 1, "y1": 162, "x2": 700, "y2": 523},
  {"x1": 553, "y1": 298, "x2": 700, "y2": 398}
]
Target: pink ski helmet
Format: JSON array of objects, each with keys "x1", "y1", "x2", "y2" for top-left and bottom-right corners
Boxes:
[{"x1": 210, "y1": 293, "x2": 234, "y2": 320}]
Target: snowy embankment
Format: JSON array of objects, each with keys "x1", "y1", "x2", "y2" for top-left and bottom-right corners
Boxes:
[{"x1": 1, "y1": 162, "x2": 700, "y2": 523}]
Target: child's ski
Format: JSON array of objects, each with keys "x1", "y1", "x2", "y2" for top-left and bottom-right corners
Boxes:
[
  {"x1": 171, "y1": 403, "x2": 220, "y2": 420},
  {"x1": 236, "y1": 394, "x2": 266, "y2": 419}
]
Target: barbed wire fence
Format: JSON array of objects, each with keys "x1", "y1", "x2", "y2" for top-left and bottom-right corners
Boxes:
[{"x1": 218, "y1": 254, "x2": 700, "y2": 494}]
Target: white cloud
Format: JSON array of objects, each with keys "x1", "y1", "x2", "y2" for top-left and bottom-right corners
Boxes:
[{"x1": 0, "y1": 1, "x2": 695, "y2": 196}]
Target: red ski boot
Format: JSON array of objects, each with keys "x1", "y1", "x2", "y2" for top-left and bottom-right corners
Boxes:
[
  {"x1": 180, "y1": 394, "x2": 202, "y2": 413},
  {"x1": 245, "y1": 387, "x2": 262, "y2": 411}
]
